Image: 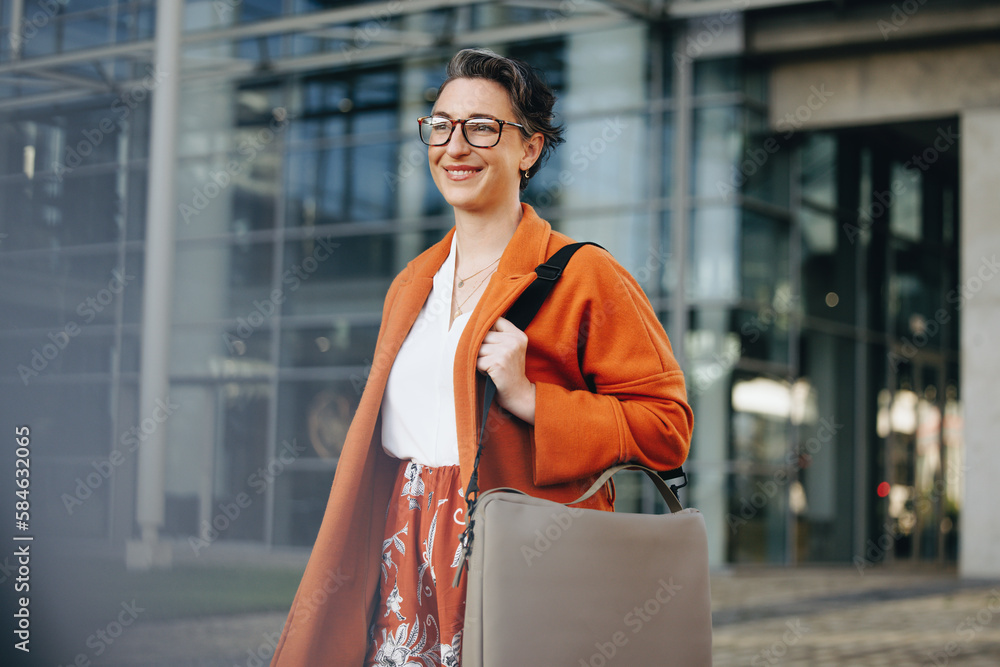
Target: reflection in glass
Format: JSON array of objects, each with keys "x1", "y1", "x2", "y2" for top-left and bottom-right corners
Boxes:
[
  {"x1": 741, "y1": 210, "x2": 790, "y2": 304},
  {"x1": 280, "y1": 322, "x2": 380, "y2": 368},
  {"x1": 688, "y1": 207, "x2": 738, "y2": 300},
  {"x1": 694, "y1": 58, "x2": 740, "y2": 96},
  {"x1": 727, "y1": 473, "x2": 788, "y2": 563},
  {"x1": 272, "y1": 470, "x2": 337, "y2": 547},
  {"x1": 889, "y1": 161, "x2": 922, "y2": 242},
  {"x1": 800, "y1": 133, "x2": 836, "y2": 208},
  {"x1": 691, "y1": 106, "x2": 739, "y2": 199},
  {"x1": 278, "y1": 381, "x2": 361, "y2": 460}
]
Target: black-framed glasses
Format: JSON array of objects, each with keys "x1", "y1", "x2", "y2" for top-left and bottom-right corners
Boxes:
[{"x1": 417, "y1": 115, "x2": 525, "y2": 148}]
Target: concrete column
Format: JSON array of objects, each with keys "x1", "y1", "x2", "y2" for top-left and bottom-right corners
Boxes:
[
  {"x1": 958, "y1": 108, "x2": 1000, "y2": 579},
  {"x1": 686, "y1": 308, "x2": 737, "y2": 569},
  {"x1": 9, "y1": 0, "x2": 23, "y2": 59},
  {"x1": 127, "y1": 0, "x2": 183, "y2": 570},
  {"x1": 171, "y1": 0, "x2": 238, "y2": 551}
]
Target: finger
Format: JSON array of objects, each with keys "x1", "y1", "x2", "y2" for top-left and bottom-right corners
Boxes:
[
  {"x1": 482, "y1": 337, "x2": 517, "y2": 357},
  {"x1": 491, "y1": 317, "x2": 521, "y2": 333},
  {"x1": 481, "y1": 331, "x2": 505, "y2": 345},
  {"x1": 478, "y1": 338, "x2": 505, "y2": 355},
  {"x1": 476, "y1": 356, "x2": 498, "y2": 376},
  {"x1": 479, "y1": 347, "x2": 516, "y2": 368}
]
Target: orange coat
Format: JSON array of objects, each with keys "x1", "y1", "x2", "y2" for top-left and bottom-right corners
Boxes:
[{"x1": 271, "y1": 203, "x2": 693, "y2": 666}]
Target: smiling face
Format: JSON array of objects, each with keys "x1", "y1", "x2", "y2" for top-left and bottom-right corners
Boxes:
[{"x1": 428, "y1": 77, "x2": 543, "y2": 215}]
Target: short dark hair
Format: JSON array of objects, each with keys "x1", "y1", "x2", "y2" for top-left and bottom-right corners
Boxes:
[{"x1": 437, "y1": 47, "x2": 564, "y2": 192}]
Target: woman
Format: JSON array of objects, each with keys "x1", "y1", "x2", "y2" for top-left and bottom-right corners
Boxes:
[{"x1": 272, "y1": 48, "x2": 693, "y2": 667}]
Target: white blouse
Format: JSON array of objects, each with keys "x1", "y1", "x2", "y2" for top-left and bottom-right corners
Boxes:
[{"x1": 381, "y1": 233, "x2": 472, "y2": 467}]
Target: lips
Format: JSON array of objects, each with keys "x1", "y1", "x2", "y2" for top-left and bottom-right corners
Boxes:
[{"x1": 444, "y1": 165, "x2": 482, "y2": 181}]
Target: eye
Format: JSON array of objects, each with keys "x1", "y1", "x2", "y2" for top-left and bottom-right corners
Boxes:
[{"x1": 467, "y1": 119, "x2": 499, "y2": 134}]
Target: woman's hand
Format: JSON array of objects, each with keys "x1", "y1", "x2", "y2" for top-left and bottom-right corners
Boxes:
[{"x1": 476, "y1": 317, "x2": 536, "y2": 424}]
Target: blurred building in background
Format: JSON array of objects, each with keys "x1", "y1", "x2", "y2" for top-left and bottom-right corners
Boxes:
[{"x1": 2, "y1": 0, "x2": 997, "y2": 576}]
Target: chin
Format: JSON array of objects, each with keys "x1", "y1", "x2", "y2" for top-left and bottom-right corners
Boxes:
[{"x1": 440, "y1": 186, "x2": 485, "y2": 211}]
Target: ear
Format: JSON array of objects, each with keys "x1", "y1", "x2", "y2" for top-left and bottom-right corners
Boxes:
[{"x1": 520, "y1": 132, "x2": 545, "y2": 172}]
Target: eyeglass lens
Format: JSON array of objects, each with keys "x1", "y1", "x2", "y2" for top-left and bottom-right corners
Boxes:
[{"x1": 420, "y1": 118, "x2": 502, "y2": 147}]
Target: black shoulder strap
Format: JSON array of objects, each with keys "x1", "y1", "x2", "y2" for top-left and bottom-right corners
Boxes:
[
  {"x1": 501, "y1": 242, "x2": 603, "y2": 331},
  {"x1": 464, "y1": 242, "x2": 601, "y2": 504}
]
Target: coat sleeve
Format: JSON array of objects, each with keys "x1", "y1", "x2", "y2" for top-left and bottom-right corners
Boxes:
[{"x1": 529, "y1": 247, "x2": 693, "y2": 487}]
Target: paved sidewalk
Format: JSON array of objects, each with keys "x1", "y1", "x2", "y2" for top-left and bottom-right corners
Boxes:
[
  {"x1": 711, "y1": 568, "x2": 1000, "y2": 666},
  {"x1": 92, "y1": 568, "x2": 1000, "y2": 666}
]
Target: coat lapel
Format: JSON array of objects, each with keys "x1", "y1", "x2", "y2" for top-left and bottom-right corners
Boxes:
[
  {"x1": 359, "y1": 228, "x2": 457, "y2": 412},
  {"x1": 454, "y1": 204, "x2": 554, "y2": 489}
]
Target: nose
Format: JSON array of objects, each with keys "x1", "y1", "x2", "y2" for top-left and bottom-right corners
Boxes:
[{"x1": 445, "y1": 122, "x2": 472, "y2": 157}]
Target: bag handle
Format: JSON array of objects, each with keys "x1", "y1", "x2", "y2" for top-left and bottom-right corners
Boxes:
[
  {"x1": 470, "y1": 465, "x2": 686, "y2": 515},
  {"x1": 569, "y1": 464, "x2": 685, "y2": 513}
]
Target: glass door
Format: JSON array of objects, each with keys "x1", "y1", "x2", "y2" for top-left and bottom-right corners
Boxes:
[{"x1": 880, "y1": 351, "x2": 958, "y2": 564}]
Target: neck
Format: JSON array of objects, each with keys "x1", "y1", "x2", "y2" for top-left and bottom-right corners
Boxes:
[{"x1": 453, "y1": 198, "x2": 523, "y2": 270}]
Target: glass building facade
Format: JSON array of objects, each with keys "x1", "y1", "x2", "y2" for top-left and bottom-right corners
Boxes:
[{"x1": 0, "y1": 0, "x2": 967, "y2": 569}]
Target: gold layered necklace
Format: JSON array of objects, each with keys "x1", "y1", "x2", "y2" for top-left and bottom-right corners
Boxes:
[
  {"x1": 456, "y1": 255, "x2": 501, "y2": 288},
  {"x1": 453, "y1": 266, "x2": 498, "y2": 317}
]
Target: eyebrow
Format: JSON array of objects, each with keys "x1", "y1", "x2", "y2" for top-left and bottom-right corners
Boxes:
[{"x1": 430, "y1": 110, "x2": 499, "y2": 120}]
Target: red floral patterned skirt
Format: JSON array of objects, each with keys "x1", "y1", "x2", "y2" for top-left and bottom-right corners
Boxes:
[{"x1": 365, "y1": 460, "x2": 469, "y2": 667}]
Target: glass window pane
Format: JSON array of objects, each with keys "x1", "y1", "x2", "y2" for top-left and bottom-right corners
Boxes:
[
  {"x1": 659, "y1": 211, "x2": 675, "y2": 298},
  {"x1": 662, "y1": 111, "x2": 674, "y2": 198},
  {"x1": 691, "y1": 106, "x2": 740, "y2": 199},
  {"x1": 890, "y1": 240, "x2": 943, "y2": 341},
  {"x1": 1, "y1": 331, "x2": 119, "y2": 377},
  {"x1": 800, "y1": 133, "x2": 836, "y2": 209},
  {"x1": 273, "y1": 469, "x2": 337, "y2": 547},
  {"x1": 172, "y1": 328, "x2": 271, "y2": 376},
  {"x1": 173, "y1": 241, "x2": 275, "y2": 323},
  {"x1": 0, "y1": 117, "x2": 135, "y2": 250},
  {"x1": 731, "y1": 377, "x2": 792, "y2": 463},
  {"x1": 280, "y1": 235, "x2": 393, "y2": 317},
  {"x1": 351, "y1": 138, "x2": 397, "y2": 221},
  {"x1": 21, "y1": 6, "x2": 59, "y2": 57},
  {"x1": 37, "y1": 458, "x2": 109, "y2": 538},
  {"x1": 0, "y1": 252, "x2": 133, "y2": 329},
  {"x1": 234, "y1": 0, "x2": 284, "y2": 23},
  {"x1": 214, "y1": 382, "x2": 271, "y2": 543},
  {"x1": 800, "y1": 207, "x2": 837, "y2": 256},
  {"x1": 549, "y1": 211, "x2": 659, "y2": 294},
  {"x1": 280, "y1": 321, "x2": 381, "y2": 368},
  {"x1": 61, "y1": 171, "x2": 123, "y2": 244},
  {"x1": 543, "y1": 112, "x2": 646, "y2": 209},
  {"x1": 694, "y1": 57, "x2": 740, "y2": 96},
  {"x1": 54, "y1": 0, "x2": 111, "y2": 13},
  {"x1": 6, "y1": 382, "x2": 111, "y2": 457},
  {"x1": 727, "y1": 472, "x2": 788, "y2": 563},
  {"x1": 742, "y1": 132, "x2": 790, "y2": 206},
  {"x1": 277, "y1": 380, "x2": 362, "y2": 461},
  {"x1": 354, "y1": 70, "x2": 400, "y2": 108},
  {"x1": 687, "y1": 206, "x2": 738, "y2": 301},
  {"x1": 889, "y1": 161, "x2": 922, "y2": 242},
  {"x1": 509, "y1": 40, "x2": 565, "y2": 94},
  {"x1": 563, "y1": 26, "x2": 646, "y2": 114},
  {"x1": 741, "y1": 210, "x2": 790, "y2": 305},
  {"x1": 685, "y1": 306, "x2": 739, "y2": 401},
  {"x1": 62, "y1": 11, "x2": 112, "y2": 52},
  {"x1": 796, "y1": 332, "x2": 857, "y2": 562},
  {"x1": 734, "y1": 306, "x2": 790, "y2": 365}
]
